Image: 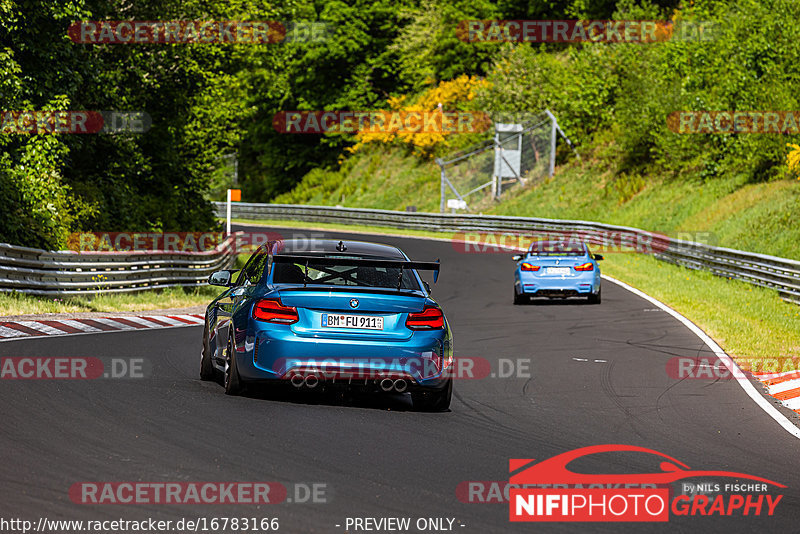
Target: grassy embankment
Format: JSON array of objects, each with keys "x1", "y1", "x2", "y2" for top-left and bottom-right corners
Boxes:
[
  {"x1": 0, "y1": 256, "x2": 250, "y2": 316},
  {"x1": 0, "y1": 286, "x2": 220, "y2": 316}
]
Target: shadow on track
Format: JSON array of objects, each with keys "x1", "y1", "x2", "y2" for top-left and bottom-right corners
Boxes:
[
  {"x1": 206, "y1": 374, "x2": 426, "y2": 411},
  {"x1": 518, "y1": 297, "x2": 596, "y2": 306}
]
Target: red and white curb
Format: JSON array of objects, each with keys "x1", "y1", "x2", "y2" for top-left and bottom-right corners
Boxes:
[
  {"x1": 0, "y1": 314, "x2": 204, "y2": 340},
  {"x1": 752, "y1": 370, "x2": 800, "y2": 416}
]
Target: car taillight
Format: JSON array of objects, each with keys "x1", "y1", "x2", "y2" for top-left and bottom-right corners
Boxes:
[
  {"x1": 520, "y1": 263, "x2": 541, "y2": 271},
  {"x1": 406, "y1": 306, "x2": 444, "y2": 330},
  {"x1": 574, "y1": 262, "x2": 594, "y2": 271},
  {"x1": 253, "y1": 298, "x2": 298, "y2": 324}
]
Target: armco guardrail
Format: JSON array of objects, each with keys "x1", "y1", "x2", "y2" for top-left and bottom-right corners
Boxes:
[
  {"x1": 0, "y1": 234, "x2": 238, "y2": 297},
  {"x1": 216, "y1": 202, "x2": 800, "y2": 305}
]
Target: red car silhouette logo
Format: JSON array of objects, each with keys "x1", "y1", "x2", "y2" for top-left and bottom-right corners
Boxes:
[{"x1": 510, "y1": 444, "x2": 785, "y2": 487}]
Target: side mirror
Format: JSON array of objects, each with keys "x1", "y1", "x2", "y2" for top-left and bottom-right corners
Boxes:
[
  {"x1": 593, "y1": 254, "x2": 604, "y2": 261},
  {"x1": 512, "y1": 254, "x2": 523, "y2": 261},
  {"x1": 423, "y1": 281, "x2": 432, "y2": 294},
  {"x1": 208, "y1": 270, "x2": 234, "y2": 287}
]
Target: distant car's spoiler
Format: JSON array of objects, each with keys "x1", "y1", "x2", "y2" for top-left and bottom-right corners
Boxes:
[{"x1": 272, "y1": 254, "x2": 441, "y2": 285}]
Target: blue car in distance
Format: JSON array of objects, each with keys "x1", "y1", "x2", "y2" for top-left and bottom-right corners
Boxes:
[
  {"x1": 201, "y1": 239, "x2": 453, "y2": 411},
  {"x1": 512, "y1": 241, "x2": 603, "y2": 304}
]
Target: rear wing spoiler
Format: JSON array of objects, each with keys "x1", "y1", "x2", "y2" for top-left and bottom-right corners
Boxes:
[{"x1": 271, "y1": 254, "x2": 441, "y2": 285}]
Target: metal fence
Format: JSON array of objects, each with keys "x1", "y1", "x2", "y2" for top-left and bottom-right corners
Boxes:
[
  {"x1": 217, "y1": 202, "x2": 800, "y2": 305},
  {"x1": 0, "y1": 234, "x2": 238, "y2": 297},
  {"x1": 435, "y1": 109, "x2": 577, "y2": 213},
  {"x1": 2, "y1": 202, "x2": 797, "y2": 304}
]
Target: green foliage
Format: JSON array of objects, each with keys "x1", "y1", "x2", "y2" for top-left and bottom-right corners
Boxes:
[
  {"x1": 0, "y1": 0, "x2": 259, "y2": 248},
  {"x1": 237, "y1": 0, "x2": 414, "y2": 200},
  {"x1": 613, "y1": 172, "x2": 646, "y2": 203},
  {"x1": 476, "y1": 0, "x2": 800, "y2": 185},
  {"x1": 4, "y1": 0, "x2": 799, "y2": 252},
  {"x1": 273, "y1": 146, "x2": 440, "y2": 211},
  {"x1": 0, "y1": 2, "x2": 88, "y2": 249},
  {"x1": 389, "y1": 0, "x2": 499, "y2": 92}
]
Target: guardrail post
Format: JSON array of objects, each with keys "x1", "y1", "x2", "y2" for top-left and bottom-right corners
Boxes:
[
  {"x1": 436, "y1": 158, "x2": 446, "y2": 214},
  {"x1": 226, "y1": 189, "x2": 232, "y2": 235},
  {"x1": 549, "y1": 114, "x2": 557, "y2": 177}
]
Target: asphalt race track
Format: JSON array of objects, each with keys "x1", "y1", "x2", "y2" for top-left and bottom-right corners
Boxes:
[{"x1": 2, "y1": 226, "x2": 799, "y2": 533}]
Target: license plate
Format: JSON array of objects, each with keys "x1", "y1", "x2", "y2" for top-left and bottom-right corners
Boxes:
[
  {"x1": 545, "y1": 267, "x2": 571, "y2": 275},
  {"x1": 322, "y1": 314, "x2": 384, "y2": 330}
]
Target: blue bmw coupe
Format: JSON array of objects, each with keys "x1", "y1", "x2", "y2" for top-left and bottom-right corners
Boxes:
[
  {"x1": 513, "y1": 241, "x2": 603, "y2": 304},
  {"x1": 201, "y1": 238, "x2": 453, "y2": 411}
]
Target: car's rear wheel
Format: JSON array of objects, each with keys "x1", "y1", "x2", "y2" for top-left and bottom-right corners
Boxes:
[
  {"x1": 412, "y1": 379, "x2": 452, "y2": 412},
  {"x1": 200, "y1": 318, "x2": 216, "y2": 381},
  {"x1": 588, "y1": 287, "x2": 602, "y2": 304},
  {"x1": 513, "y1": 287, "x2": 526, "y2": 305},
  {"x1": 224, "y1": 333, "x2": 243, "y2": 395}
]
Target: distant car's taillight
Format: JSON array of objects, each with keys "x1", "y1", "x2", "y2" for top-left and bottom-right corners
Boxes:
[
  {"x1": 253, "y1": 298, "x2": 298, "y2": 324},
  {"x1": 574, "y1": 262, "x2": 594, "y2": 271},
  {"x1": 406, "y1": 306, "x2": 444, "y2": 330},
  {"x1": 520, "y1": 263, "x2": 541, "y2": 271}
]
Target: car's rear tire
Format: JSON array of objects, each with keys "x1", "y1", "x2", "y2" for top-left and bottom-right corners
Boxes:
[
  {"x1": 513, "y1": 287, "x2": 526, "y2": 305},
  {"x1": 588, "y1": 287, "x2": 602, "y2": 304},
  {"x1": 412, "y1": 379, "x2": 452, "y2": 412},
  {"x1": 200, "y1": 319, "x2": 216, "y2": 381},
  {"x1": 224, "y1": 333, "x2": 243, "y2": 396}
]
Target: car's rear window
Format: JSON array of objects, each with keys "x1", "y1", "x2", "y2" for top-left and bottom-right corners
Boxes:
[
  {"x1": 272, "y1": 261, "x2": 420, "y2": 290},
  {"x1": 528, "y1": 242, "x2": 585, "y2": 256}
]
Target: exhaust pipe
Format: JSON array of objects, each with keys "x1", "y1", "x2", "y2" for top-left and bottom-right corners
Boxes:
[
  {"x1": 379, "y1": 378, "x2": 394, "y2": 392},
  {"x1": 304, "y1": 374, "x2": 319, "y2": 389},
  {"x1": 393, "y1": 379, "x2": 408, "y2": 393},
  {"x1": 290, "y1": 374, "x2": 305, "y2": 388}
]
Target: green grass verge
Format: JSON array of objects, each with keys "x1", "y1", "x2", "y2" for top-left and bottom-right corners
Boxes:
[
  {"x1": 272, "y1": 147, "x2": 441, "y2": 212},
  {"x1": 0, "y1": 285, "x2": 221, "y2": 316},
  {"x1": 0, "y1": 254, "x2": 252, "y2": 317}
]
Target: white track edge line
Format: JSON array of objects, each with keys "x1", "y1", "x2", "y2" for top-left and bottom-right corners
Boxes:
[{"x1": 601, "y1": 273, "x2": 800, "y2": 439}]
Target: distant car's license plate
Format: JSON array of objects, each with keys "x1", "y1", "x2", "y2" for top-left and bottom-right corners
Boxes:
[
  {"x1": 546, "y1": 267, "x2": 571, "y2": 275},
  {"x1": 322, "y1": 314, "x2": 384, "y2": 330}
]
